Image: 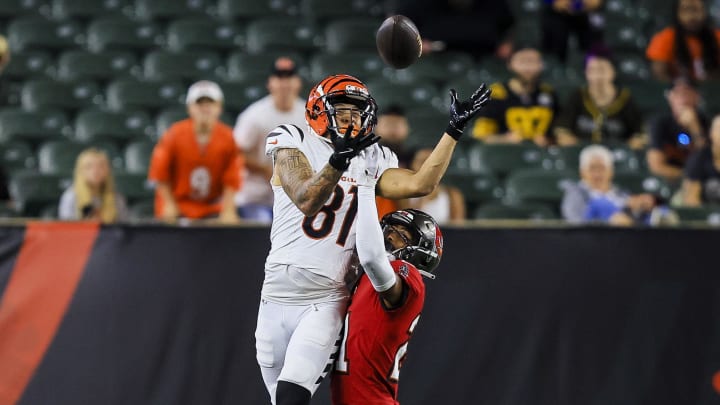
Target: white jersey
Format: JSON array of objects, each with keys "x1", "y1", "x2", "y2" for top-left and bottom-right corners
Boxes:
[{"x1": 262, "y1": 124, "x2": 398, "y2": 303}]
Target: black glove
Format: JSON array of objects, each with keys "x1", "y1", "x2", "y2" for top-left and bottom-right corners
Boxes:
[
  {"x1": 445, "y1": 83, "x2": 492, "y2": 140},
  {"x1": 328, "y1": 125, "x2": 381, "y2": 171}
]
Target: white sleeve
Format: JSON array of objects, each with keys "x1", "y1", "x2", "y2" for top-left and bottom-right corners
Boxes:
[
  {"x1": 356, "y1": 185, "x2": 397, "y2": 292},
  {"x1": 232, "y1": 110, "x2": 254, "y2": 151},
  {"x1": 265, "y1": 124, "x2": 305, "y2": 158}
]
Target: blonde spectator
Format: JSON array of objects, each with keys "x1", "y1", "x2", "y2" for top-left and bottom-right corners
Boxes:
[
  {"x1": 401, "y1": 148, "x2": 466, "y2": 224},
  {"x1": 58, "y1": 148, "x2": 128, "y2": 222}
]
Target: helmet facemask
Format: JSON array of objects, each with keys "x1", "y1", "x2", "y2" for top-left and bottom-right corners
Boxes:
[
  {"x1": 323, "y1": 91, "x2": 377, "y2": 140},
  {"x1": 381, "y1": 209, "x2": 443, "y2": 279}
]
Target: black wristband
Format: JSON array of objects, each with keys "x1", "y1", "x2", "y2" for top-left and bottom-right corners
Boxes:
[
  {"x1": 445, "y1": 124, "x2": 463, "y2": 140},
  {"x1": 328, "y1": 154, "x2": 350, "y2": 171}
]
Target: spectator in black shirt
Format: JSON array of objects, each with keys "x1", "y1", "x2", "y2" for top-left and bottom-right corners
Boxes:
[
  {"x1": 682, "y1": 113, "x2": 720, "y2": 205},
  {"x1": 646, "y1": 77, "x2": 707, "y2": 183},
  {"x1": 555, "y1": 48, "x2": 645, "y2": 148}
]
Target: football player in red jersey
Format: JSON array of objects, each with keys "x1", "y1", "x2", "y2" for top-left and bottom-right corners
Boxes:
[{"x1": 331, "y1": 152, "x2": 443, "y2": 405}]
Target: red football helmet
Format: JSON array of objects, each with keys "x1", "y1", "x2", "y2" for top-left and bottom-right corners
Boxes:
[{"x1": 305, "y1": 74, "x2": 377, "y2": 138}]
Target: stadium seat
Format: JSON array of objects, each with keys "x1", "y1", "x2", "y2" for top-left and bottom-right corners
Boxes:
[
  {"x1": 9, "y1": 171, "x2": 71, "y2": 217},
  {"x1": 57, "y1": 50, "x2": 137, "y2": 81},
  {"x1": 366, "y1": 79, "x2": 439, "y2": 110},
  {"x1": 473, "y1": 202, "x2": 558, "y2": 220},
  {"x1": 124, "y1": 140, "x2": 155, "y2": 174},
  {"x1": 51, "y1": 0, "x2": 129, "y2": 20},
  {"x1": 385, "y1": 57, "x2": 452, "y2": 86},
  {"x1": 155, "y1": 107, "x2": 188, "y2": 135},
  {"x1": 39, "y1": 203, "x2": 58, "y2": 219},
  {"x1": 513, "y1": 18, "x2": 542, "y2": 47},
  {"x1": 21, "y1": 80, "x2": 100, "y2": 113},
  {"x1": 2, "y1": 51, "x2": 53, "y2": 81},
  {"x1": 114, "y1": 171, "x2": 153, "y2": 202},
  {"x1": 615, "y1": 52, "x2": 652, "y2": 81},
  {"x1": 504, "y1": 169, "x2": 578, "y2": 205},
  {"x1": 605, "y1": 17, "x2": 648, "y2": 51},
  {"x1": 699, "y1": 80, "x2": 720, "y2": 113},
  {"x1": 443, "y1": 173, "x2": 503, "y2": 205},
  {"x1": 166, "y1": 18, "x2": 242, "y2": 52},
  {"x1": 106, "y1": 79, "x2": 185, "y2": 111},
  {"x1": 0, "y1": 205, "x2": 20, "y2": 218},
  {"x1": 0, "y1": 141, "x2": 36, "y2": 172},
  {"x1": 74, "y1": 109, "x2": 151, "y2": 143},
  {"x1": 623, "y1": 79, "x2": 666, "y2": 116},
  {"x1": 142, "y1": 50, "x2": 222, "y2": 82},
  {"x1": 609, "y1": 144, "x2": 644, "y2": 173},
  {"x1": 215, "y1": 80, "x2": 267, "y2": 113},
  {"x1": 245, "y1": 18, "x2": 319, "y2": 54},
  {"x1": 546, "y1": 144, "x2": 585, "y2": 171},
  {"x1": 7, "y1": 17, "x2": 82, "y2": 51},
  {"x1": 0, "y1": 0, "x2": 46, "y2": 20},
  {"x1": 613, "y1": 172, "x2": 673, "y2": 199},
  {"x1": 217, "y1": 0, "x2": 292, "y2": 20},
  {"x1": 227, "y1": 51, "x2": 305, "y2": 81},
  {"x1": 673, "y1": 206, "x2": 720, "y2": 225},
  {"x1": 133, "y1": 0, "x2": 210, "y2": 20},
  {"x1": 324, "y1": 18, "x2": 380, "y2": 54},
  {"x1": 420, "y1": 51, "x2": 476, "y2": 78},
  {"x1": 87, "y1": 18, "x2": 162, "y2": 52},
  {"x1": 507, "y1": 0, "x2": 542, "y2": 17},
  {"x1": 37, "y1": 141, "x2": 85, "y2": 174},
  {"x1": 301, "y1": 0, "x2": 379, "y2": 22},
  {"x1": 0, "y1": 109, "x2": 68, "y2": 144},
  {"x1": 309, "y1": 51, "x2": 383, "y2": 82},
  {"x1": 405, "y1": 109, "x2": 447, "y2": 149},
  {"x1": 467, "y1": 143, "x2": 550, "y2": 177}
]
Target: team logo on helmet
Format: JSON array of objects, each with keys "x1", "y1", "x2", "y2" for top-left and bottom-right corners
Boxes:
[{"x1": 305, "y1": 74, "x2": 377, "y2": 139}]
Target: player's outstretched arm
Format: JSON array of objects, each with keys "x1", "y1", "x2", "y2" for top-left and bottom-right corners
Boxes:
[
  {"x1": 376, "y1": 84, "x2": 491, "y2": 200},
  {"x1": 274, "y1": 148, "x2": 343, "y2": 217},
  {"x1": 353, "y1": 155, "x2": 404, "y2": 307}
]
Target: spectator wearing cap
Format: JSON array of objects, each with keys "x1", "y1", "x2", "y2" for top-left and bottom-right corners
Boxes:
[
  {"x1": 646, "y1": 77, "x2": 708, "y2": 183},
  {"x1": 148, "y1": 80, "x2": 242, "y2": 224},
  {"x1": 232, "y1": 56, "x2": 305, "y2": 222},
  {"x1": 554, "y1": 47, "x2": 646, "y2": 149}
]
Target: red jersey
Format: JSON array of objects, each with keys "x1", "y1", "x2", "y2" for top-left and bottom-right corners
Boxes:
[
  {"x1": 331, "y1": 260, "x2": 426, "y2": 405},
  {"x1": 148, "y1": 119, "x2": 242, "y2": 219}
]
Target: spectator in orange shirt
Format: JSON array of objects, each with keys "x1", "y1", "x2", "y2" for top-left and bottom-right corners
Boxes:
[
  {"x1": 646, "y1": 0, "x2": 720, "y2": 81},
  {"x1": 148, "y1": 80, "x2": 242, "y2": 224}
]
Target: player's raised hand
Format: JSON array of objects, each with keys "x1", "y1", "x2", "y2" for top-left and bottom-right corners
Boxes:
[
  {"x1": 354, "y1": 148, "x2": 380, "y2": 189},
  {"x1": 328, "y1": 124, "x2": 381, "y2": 172},
  {"x1": 445, "y1": 83, "x2": 492, "y2": 140}
]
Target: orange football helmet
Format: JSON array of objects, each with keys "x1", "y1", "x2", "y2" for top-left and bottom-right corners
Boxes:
[{"x1": 305, "y1": 74, "x2": 377, "y2": 138}]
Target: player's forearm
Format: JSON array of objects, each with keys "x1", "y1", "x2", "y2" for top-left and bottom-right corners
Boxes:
[
  {"x1": 378, "y1": 135, "x2": 456, "y2": 199},
  {"x1": 276, "y1": 148, "x2": 343, "y2": 216},
  {"x1": 356, "y1": 186, "x2": 397, "y2": 293}
]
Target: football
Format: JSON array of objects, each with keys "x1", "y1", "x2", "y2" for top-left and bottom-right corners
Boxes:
[{"x1": 376, "y1": 15, "x2": 422, "y2": 69}]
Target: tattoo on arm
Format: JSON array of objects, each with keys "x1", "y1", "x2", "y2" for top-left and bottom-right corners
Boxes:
[{"x1": 275, "y1": 148, "x2": 343, "y2": 216}]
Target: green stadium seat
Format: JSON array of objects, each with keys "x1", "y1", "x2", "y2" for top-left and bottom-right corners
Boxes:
[
  {"x1": 227, "y1": 51, "x2": 305, "y2": 82},
  {"x1": 216, "y1": 80, "x2": 267, "y2": 112},
  {"x1": 142, "y1": 50, "x2": 222, "y2": 82},
  {"x1": 443, "y1": 173, "x2": 503, "y2": 205},
  {"x1": 114, "y1": 171, "x2": 153, "y2": 202},
  {"x1": 87, "y1": 18, "x2": 162, "y2": 52},
  {"x1": 507, "y1": 0, "x2": 542, "y2": 17},
  {"x1": 513, "y1": 18, "x2": 542, "y2": 47},
  {"x1": 7, "y1": 17, "x2": 82, "y2": 51},
  {"x1": 39, "y1": 203, "x2": 58, "y2": 219},
  {"x1": 155, "y1": 107, "x2": 188, "y2": 135},
  {"x1": 467, "y1": 143, "x2": 550, "y2": 177},
  {"x1": 3, "y1": 51, "x2": 53, "y2": 80},
  {"x1": 124, "y1": 140, "x2": 155, "y2": 174},
  {"x1": 0, "y1": 205, "x2": 20, "y2": 217},
  {"x1": 21, "y1": 80, "x2": 101, "y2": 112},
  {"x1": 133, "y1": 0, "x2": 210, "y2": 20},
  {"x1": 673, "y1": 206, "x2": 720, "y2": 224},
  {"x1": 9, "y1": 171, "x2": 71, "y2": 217},
  {"x1": 0, "y1": 109, "x2": 68, "y2": 144},
  {"x1": 166, "y1": 18, "x2": 242, "y2": 52},
  {"x1": 324, "y1": 18, "x2": 380, "y2": 54},
  {"x1": 615, "y1": 52, "x2": 651, "y2": 81},
  {"x1": 366, "y1": 79, "x2": 439, "y2": 111},
  {"x1": 128, "y1": 198, "x2": 155, "y2": 220},
  {"x1": 106, "y1": 79, "x2": 185, "y2": 111},
  {"x1": 301, "y1": 0, "x2": 379, "y2": 21},
  {"x1": 217, "y1": 0, "x2": 292, "y2": 20},
  {"x1": 57, "y1": 50, "x2": 137, "y2": 81},
  {"x1": 699, "y1": 80, "x2": 720, "y2": 113},
  {"x1": 405, "y1": 109, "x2": 447, "y2": 149},
  {"x1": 385, "y1": 58, "x2": 451, "y2": 86},
  {"x1": 420, "y1": 52, "x2": 476, "y2": 78},
  {"x1": 37, "y1": 141, "x2": 85, "y2": 174},
  {"x1": 609, "y1": 143, "x2": 644, "y2": 173},
  {"x1": 74, "y1": 109, "x2": 151, "y2": 143},
  {"x1": 309, "y1": 51, "x2": 383, "y2": 82},
  {"x1": 623, "y1": 79, "x2": 666, "y2": 116},
  {"x1": 504, "y1": 169, "x2": 578, "y2": 205},
  {"x1": 0, "y1": 0, "x2": 46, "y2": 19},
  {"x1": 613, "y1": 172, "x2": 673, "y2": 199},
  {"x1": 546, "y1": 144, "x2": 585, "y2": 171},
  {"x1": 0, "y1": 141, "x2": 36, "y2": 172},
  {"x1": 605, "y1": 18, "x2": 648, "y2": 51},
  {"x1": 51, "y1": 0, "x2": 129, "y2": 19},
  {"x1": 245, "y1": 18, "x2": 319, "y2": 54},
  {"x1": 473, "y1": 202, "x2": 558, "y2": 220}
]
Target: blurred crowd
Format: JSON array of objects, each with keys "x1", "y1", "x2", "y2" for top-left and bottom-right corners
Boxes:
[{"x1": 0, "y1": 0, "x2": 719, "y2": 226}]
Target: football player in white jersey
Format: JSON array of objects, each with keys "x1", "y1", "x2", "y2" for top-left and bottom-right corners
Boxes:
[{"x1": 255, "y1": 74, "x2": 490, "y2": 405}]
